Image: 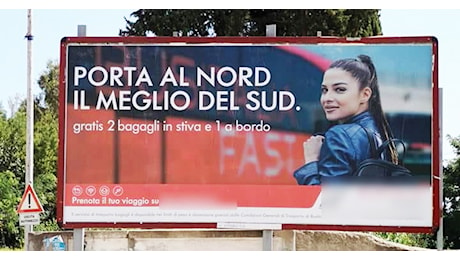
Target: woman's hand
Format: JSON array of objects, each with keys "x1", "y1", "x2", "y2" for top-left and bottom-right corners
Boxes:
[{"x1": 303, "y1": 135, "x2": 324, "y2": 164}]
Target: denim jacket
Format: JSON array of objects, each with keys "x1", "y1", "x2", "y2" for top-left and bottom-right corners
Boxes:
[{"x1": 293, "y1": 111, "x2": 382, "y2": 185}]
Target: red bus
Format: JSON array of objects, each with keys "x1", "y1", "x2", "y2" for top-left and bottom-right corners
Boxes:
[{"x1": 64, "y1": 42, "x2": 331, "y2": 185}]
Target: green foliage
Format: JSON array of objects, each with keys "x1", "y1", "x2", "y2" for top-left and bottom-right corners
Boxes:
[
  {"x1": 375, "y1": 135, "x2": 460, "y2": 249},
  {"x1": 0, "y1": 170, "x2": 22, "y2": 248},
  {"x1": 442, "y1": 135, "x2": 460, "y2": 248},
  {"x1": 0, "y1": 111, "x2": 26, "y2": 181},
  {"x1": 34, "y1": 218, "x2": 60, "y2": 232},
  {"x1": 32, "y1": 109, "x2": 58, "y2": 227},
  {"x1": 374, "y1": 232, "x2": 436, "y2": 249},
  {"x1": 121, "y1": 9, "x2": 382, "y2": 37},
  {"x1": 0, "y1": 108, "x2": 25, "y2": 248},
  {"x1": 36, "y1": 60, "x2": 59, "y2": 117},
  {"x1": 0, "y1": 60, "x2": 61, "y2": 248},
  {"x1": 444, "y1": 135, "x2": 460, "y2": 213},
  {"x1": 32, "y1": 61, "x2": 60, "y2": 232}
]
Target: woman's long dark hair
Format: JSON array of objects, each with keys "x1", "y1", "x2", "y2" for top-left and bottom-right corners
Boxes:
[{"x1": 328, "y1": 55, "x2": 399, "y2": 164}]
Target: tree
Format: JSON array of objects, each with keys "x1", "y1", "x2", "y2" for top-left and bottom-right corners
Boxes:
[
  {"x1": 0, "y1": 170, "x2": 21, "y2": 248},
  {"x1": 32, "y1": 110, "x2": 58, "y2": 230},
  {"x1": 32, "y1": 61, "x2": 60, "y2": 233},
  {"x1": 0, "y1": 109, "x2": 26, "y2": 182},
  {"x1": 36, "y1": 60, "x2": 59, "y2": 118},
  {"x1": 375, "y1": 135, "x2": 460, "y2": 249},
  {"x1": 7, "y1": 94, "x2": 24, "y2": 119},
  {"x1": 0, "y1": 107, "x2": 23, "y2": 248},
  {"x1": 0, "y1": 110, "x2": 25, "y2": 248},
  {"x1": 441, "y1": 135, "x2": 460, "y2": 248},
  {"x1": 0, "y1": 60, "x2": 60, "y2": 248},
  {"x1": 120, "y1": 9, "x2": 382, "y2": 37}
]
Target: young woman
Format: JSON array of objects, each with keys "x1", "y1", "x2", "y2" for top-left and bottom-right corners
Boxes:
[{"x1": 293, "y1": 54, "x2": 398, "y2": 185}]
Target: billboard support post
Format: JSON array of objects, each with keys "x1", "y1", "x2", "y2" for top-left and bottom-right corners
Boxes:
[
  {"x1": 262, "y1": 24, "x2": 276, "y2": 251},
  {"x1": 262, "y1": 230, "x2": 274, "y2": 250},
  {"x1": 77, "y1": 25, "x2": 86, "y2": 38},
  {"x1": 437, "y1": 88, "x2": 443, "y2": 250},
  {"x1": 71, "y1": 25, "x2": 87, "y2": 252},
  {"x1": 266, "y1": 24, "x2": 276, "y2": 37},
  {"x1": 73, "y1": 228, "x2": 85, "y2": 251}
]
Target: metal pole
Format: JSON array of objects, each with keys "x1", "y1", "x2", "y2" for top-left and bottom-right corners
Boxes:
[
  {"x1": 72, "y1": 25, "x2": 87, "y2": 251},
  {"x1": 77, "y1": 25, "x2": 86, "y2": 37},
  {"x1": 437, "y1": 88, "x2": 443, "y2": 250},
  {"x1": 262, "y1": 25, "x2": 276, "y2": 251},
  {"x1": 262, "y1": 230, "x2": 273, "y2": 251},
  {"x1": 24, "y1": 8, "x2": 34, "y2": 251},
  {"x1": 266, "y1": 24, "x2": 276, "y2": 37},
  {"x1": 73, "y1": 228, "x2": 85, "y2": 251}
]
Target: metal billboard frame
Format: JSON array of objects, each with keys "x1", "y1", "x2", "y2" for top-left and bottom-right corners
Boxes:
[{"x1": 57, "y1": 36, "x2": 440, "y2": 233}]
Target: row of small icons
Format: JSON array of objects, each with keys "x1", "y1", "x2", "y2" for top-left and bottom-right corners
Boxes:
[{"x1": 72, "y1": 185, "x2": 124, "y2": 197}]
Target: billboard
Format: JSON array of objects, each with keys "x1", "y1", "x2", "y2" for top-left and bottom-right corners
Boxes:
[{"x1": 57, "y1": 36, "x2": 439, "y2": 232}]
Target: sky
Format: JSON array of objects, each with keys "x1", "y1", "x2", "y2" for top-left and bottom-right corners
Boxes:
[{"x1": 0, "y1": 7, "x2": 459, "y2": 163}]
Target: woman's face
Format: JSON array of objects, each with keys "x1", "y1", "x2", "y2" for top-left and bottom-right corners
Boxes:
[{"x1": 320, "y1": 68, "x2": 370, "y2": 122}]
